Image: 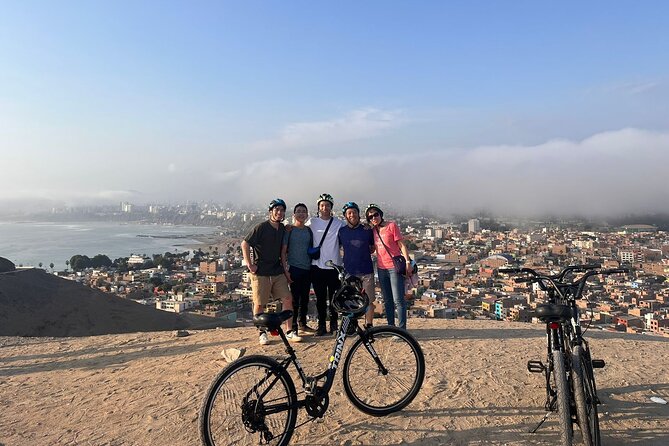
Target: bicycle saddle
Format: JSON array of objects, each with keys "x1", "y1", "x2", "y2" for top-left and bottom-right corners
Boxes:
[
  {"x1": 535, "y1": 304, "x2": 571, "y2": 322},
  {"x1": 253, "y1": 310, "x2": 294, "y2": 330}
]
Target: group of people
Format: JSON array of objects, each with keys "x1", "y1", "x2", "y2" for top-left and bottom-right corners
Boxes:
[{"x1": 241, "y1": 194, "x2": 414, "y2": 346}]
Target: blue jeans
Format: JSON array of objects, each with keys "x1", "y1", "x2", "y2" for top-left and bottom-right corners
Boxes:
[{"x1": 377, "y1": 267, "x2": 407, "y2": 329}]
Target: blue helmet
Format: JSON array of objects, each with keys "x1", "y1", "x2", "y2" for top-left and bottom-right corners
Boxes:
[
  {"x1": 268, "y1": 198, "x2": 287, "y2": 211},
  {"x1": 342, "y1": 201, "x2": 360, "y2": 215}
]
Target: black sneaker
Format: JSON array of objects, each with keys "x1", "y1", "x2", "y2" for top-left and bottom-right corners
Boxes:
[
  {"x1": 314, "y1": 327, "x2": 326, "y2": 337},
  {"x1": 299, "y1": 324, "x2": 316, "y2": 333},
  {"x1": 329, "y1": 322, "x2": 338, "y2": 334}
]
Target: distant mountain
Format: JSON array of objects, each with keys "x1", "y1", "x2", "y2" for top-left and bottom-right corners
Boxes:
[{"x1": 0, "y1": 269, "x2": 235, "y2": 337}]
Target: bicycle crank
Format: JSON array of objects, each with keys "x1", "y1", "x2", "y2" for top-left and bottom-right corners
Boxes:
[{"x1": 305, "y1": 392, "x2": 329, "y2": 418}]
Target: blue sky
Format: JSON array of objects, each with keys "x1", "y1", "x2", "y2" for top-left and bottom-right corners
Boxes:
[{"x1": 1, "y1": 1, "x2": 668, "y2": 216}]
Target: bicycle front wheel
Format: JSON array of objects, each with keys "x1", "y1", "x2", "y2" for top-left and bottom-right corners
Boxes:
[
  {"x1": 552, "y1": 349, "x2": 573, "y2": 446},
  {"x1": 572, "y1": 345, "x2": 601, "y2": 446},
  {"x1": 342, "y1": 326, "x2": 425, "y2": 416},
  {"x1": 199, "y1": 355, "x2": 298, "y2": 446}
]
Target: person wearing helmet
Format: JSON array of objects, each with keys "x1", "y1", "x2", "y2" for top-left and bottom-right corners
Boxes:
[
  {"x1": 337, "y1": 201, "x2": 375, "y2": 328},
  {"x1": 306, "y1": 193, "x2": 345, "y2": 336},
  {"x1": 365, "y1": 204, "x2": 413, "y2": 330},
  {"x1": 241, "y1": 199, "x2": 302, "y2": 345},
  {"x1": 281, "y1": 203, "x2": 316, "y2": 335}
]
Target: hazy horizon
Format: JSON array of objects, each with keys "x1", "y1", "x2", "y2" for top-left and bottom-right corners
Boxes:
[{"x1": 1, "y1": 2, "x2": 668, "y2": 217}]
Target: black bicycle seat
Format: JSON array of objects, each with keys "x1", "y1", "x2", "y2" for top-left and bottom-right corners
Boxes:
[
  {"x1": 535, "y1": 304, "x2": 571, "y2": 322},
  {"x1": 253, "y1": 310, "x2": 294, "y2": 330}
]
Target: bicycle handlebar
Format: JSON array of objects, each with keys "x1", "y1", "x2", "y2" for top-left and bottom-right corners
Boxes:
[{"x1": 502, "y1": 265, "x2": 627, "y2": 299}]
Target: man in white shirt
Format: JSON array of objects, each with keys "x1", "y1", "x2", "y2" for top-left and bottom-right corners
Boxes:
[{"x1": 307, "y1": 193, "x2": 345, "y2": 336}]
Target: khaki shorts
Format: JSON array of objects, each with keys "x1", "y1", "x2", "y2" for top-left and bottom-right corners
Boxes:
[
  {"x1": 250, "y1": 273, "x2": 292, "y2": 307},
  {"x1": 360, "y1": 273, "x2": 375, "y2": 302}
]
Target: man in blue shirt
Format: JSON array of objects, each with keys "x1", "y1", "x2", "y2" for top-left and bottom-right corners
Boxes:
[{"x1": 337, "y1": 202, "x2": 376, "y2": 327}]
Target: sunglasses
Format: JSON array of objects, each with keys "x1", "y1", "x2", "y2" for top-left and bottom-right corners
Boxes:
[{"x1": 366, "y1": 212, "x2": 380, "y2": 220}]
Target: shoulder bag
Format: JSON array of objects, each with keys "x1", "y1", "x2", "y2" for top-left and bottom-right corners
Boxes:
[{"x1": 308, "y1": 218, "x2": 333, "y2": 260}]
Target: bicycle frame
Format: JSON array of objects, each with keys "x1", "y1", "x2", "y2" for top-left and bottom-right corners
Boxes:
[{"x1": 257, "y1": 313, "x2": 385, "y2": 408}]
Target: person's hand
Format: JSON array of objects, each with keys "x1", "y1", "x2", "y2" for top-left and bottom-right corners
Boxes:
[
  {"x1": 248, "y1": 264, "x2": 258, "y2": 274},
  {"x1": 405, "y1": 261, "x2": 413, "y2": 277},
  {"x1": 285, "y1": 270, "x2": 293, "y2": 283}
]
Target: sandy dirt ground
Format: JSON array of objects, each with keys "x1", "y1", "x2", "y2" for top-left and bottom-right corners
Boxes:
[{"x1": 1, "y1": 318, "x2": 668, "y2": 446}]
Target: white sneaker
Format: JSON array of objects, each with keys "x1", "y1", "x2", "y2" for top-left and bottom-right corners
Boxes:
[
  {"x1": 259, "y1": 332, "x2": 270, "y2": 346},
  {"x1": 286, "y1": 331, "x2": 302, "y2": 343}
]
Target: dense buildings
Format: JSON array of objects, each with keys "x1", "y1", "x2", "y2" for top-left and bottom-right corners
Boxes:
[{"x1": 44, "y1": 206, "x2": 669, "y2": 337}]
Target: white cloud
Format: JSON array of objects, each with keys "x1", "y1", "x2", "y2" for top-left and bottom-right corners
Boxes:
[
  {"x1": 212, "y1": 128, "x2": 669, "y2": 217},
  {"x1": 593, "y1": 80, "x2": 661, "y2": 96},
  {"x1": 249, "y1": 108, "x2": 404, "y2": 152}
]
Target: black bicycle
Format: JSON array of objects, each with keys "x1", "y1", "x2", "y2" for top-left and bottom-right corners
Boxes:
[
  {"x1": 199, "y1": 260, "x2": 425, "y2": 446},
  {"x1": 501, "y1": 265, "x2": 627, "y2": 446}
]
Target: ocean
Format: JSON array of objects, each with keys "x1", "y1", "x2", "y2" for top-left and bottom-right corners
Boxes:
[{"x1": 0, "y1": 221, "x2": 217, "y2": 271}]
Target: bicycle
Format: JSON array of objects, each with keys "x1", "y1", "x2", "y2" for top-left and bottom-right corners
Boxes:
[
  {"x1": 500, "y1": 265, "x2": 627, "y2": 446},
  {"x1": 199, "y1": 260, "x2": 425, "y2": 446}
]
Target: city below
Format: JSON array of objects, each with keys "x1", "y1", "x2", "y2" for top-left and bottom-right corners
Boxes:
[{"x1": 4, "y1": 201, "x2": 669, "y2": 338}]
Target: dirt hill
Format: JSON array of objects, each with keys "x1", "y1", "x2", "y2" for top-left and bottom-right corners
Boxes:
[
  {"x1": 0, "y1": 269, "x2": 234, "y2": 337},
  {"x1": 0, "y1": 318, "x2": 667, "y2": 445}
]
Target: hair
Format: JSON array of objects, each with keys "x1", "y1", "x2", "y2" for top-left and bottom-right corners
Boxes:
[{"x1": 293, "y1": 203, "x2": 308, "y2": 213}]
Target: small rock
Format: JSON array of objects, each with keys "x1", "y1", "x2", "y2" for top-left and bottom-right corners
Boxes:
[
  {"x1": 174, "y1": 330, "x2": 189, "y2": 337},
  {"x1": 222, "y1": 348, "x2": 246, "y2": 363}
]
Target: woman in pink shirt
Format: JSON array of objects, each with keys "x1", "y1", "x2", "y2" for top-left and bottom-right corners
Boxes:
[{"x1": 365, "y1": 204, "x2": 413, "y2": 329}]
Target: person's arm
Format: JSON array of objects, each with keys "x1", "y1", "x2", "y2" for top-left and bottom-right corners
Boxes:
[
  {"x1": 280, "y1": 242, "x2": 292, "y2": 282},
  {"x1": 393, "y1": 223, "x2": 412, "y2": 276},
  {"x1": 241, "y1": 240, "x2": 257, "y2": 274},
  {"x1": 368, "y1": 228, "x2": 376, "y2": 254},
  {"x1": 397, "y1": 239, "x2": 412, "y2": 276}
]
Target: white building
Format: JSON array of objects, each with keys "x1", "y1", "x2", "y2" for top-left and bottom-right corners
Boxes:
[{"x1": 468, "y1": 219, "x2": 480, "y2": 233}]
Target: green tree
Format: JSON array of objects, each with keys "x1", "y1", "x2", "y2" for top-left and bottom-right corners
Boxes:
[
  {"x1": 65, "y1": 260, "x2": 69, "y2": 271},
  {"x1": 49, "y1": 262, "x2": 54, "y2": 272},
  {"x1": 91, "y1": 254, "x2": 112, "y2": 268},
  {"x1": 38, "y1": 262, "x2": 43, "y2": 269},
  {"x1": 69, "y1": 255, "x2": 92, "y2": 271}
]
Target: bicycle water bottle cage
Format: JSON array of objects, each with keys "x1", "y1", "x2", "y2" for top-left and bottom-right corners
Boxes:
[
  {"x1": 253, "y1": 310, "x2": 294, "y2": 331},
  {"x1": 535, "y1": 304, "x2": 571, "y2": 322}
]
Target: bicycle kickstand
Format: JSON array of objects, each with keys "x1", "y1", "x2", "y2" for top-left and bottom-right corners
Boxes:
[{"x1": 529, "y1": 411, "x2": 552, "y2": 433}]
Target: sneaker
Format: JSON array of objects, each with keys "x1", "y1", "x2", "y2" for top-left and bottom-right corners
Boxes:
[
  {"x1": 314, "y1": 327, "x2": 327, "y2": 337},
  {"x1": 329, "y1": 322, "x2": 338, "y2": 335},
  {"x1": 259, "y1": 332, "x2": 270, "y2": 346},
  {"x1": 286, "y1": 330, "x2": 302, "y2": 343},
  {"x1": 299, "y1": 324, "x2": 316, "y2": 333}
]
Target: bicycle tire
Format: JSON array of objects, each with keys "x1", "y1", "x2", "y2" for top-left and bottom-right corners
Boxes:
[
  {"x1": 572, "y1": 345, "x2": 601, "y2": 446},
  {"x1": 552, "y1": 349, "x2": 573, "y2": 446},
  {"x1": 342, "y1": 325, "x2": 425, "y2": 416},
  {"x1": 199, "y1": 355, "x2": 298, "y2": 446}
]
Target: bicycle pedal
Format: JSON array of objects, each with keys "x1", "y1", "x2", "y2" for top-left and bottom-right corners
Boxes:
[
  {"x1": 591, "y1": 359, "x2": 606, "y2": 368},
  {"x1": 527, "y1": 360, "x2": 545, "y2": 373}
]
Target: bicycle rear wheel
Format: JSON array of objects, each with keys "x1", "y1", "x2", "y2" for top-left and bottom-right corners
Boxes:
[
  {"x1": 572, "y1": 345, "x2": 601, "y2": 446},
  {"x1": 342, "y1": 326, "x2": 425, "y2": 416},
  {"x1": 199, "y1": 355, "x2": 298, "y2": 446},
  {"x1": 552, "y1": 349, "x2": 573, "y2": 446}
]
